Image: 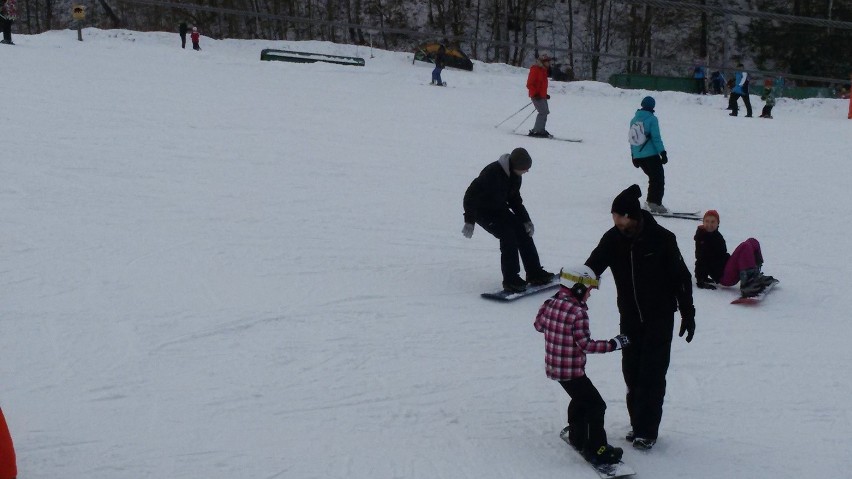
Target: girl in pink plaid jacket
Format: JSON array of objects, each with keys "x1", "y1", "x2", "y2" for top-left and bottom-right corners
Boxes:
[{"x1": 534, "y1": 266, "x2": 629, "y2": 466}]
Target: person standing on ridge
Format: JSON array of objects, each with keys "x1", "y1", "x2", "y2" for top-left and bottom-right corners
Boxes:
[
  {"x1": 191, "y1": 26, "x2": 201, "y2": 51},
  {"x1": 0, "y1": 0, "x2": 16, "y2": 45},
  {"x1": 728, "y1": 63, "x2": 752, "y2": 117},
  {"x1": 431, "y1": 43, "x2": 447, "y2": 86},
  {"x1": 526, "y1": 53, "x2": 552, "y2": 138},
  {"x1": 179, "y1": 22, "x2": 188, "y2": 49}
]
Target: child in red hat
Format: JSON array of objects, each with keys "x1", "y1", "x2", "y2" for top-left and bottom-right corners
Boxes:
[{"x1": 694, "y1": 210, "x2": 777, "y2": 296}]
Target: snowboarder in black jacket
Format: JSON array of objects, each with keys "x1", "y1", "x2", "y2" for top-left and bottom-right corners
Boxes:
[
  {"x1": 462, "y1": 148, "x2": 553, "y2": 292},
  {"x1": 584, "y1": 184, "x2": 695, "y2": 450}
]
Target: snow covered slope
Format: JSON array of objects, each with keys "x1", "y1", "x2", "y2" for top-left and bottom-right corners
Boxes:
[{"x1": 2, "y1": 28, "x2": 851, "y2": 479}]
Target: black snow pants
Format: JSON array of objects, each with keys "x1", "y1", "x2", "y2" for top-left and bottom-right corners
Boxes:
[
  {"x1": 560, "y1": 375, "x2": 609, "y2": 453},
  {"x1": 621, "y1": 311, "x2": 674, "y2": 441},
  {"x1": 477, "y1": 210, "x2": 542, "y2": 282}
]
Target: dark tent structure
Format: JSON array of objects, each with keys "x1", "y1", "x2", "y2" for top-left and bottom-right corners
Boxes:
[{"x1": 413, "y1": 42, "x2": 474, "y2": 72}]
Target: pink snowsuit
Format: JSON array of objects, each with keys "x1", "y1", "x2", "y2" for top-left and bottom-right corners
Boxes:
[{"x1": 719, "y1": 237, "x2": 763, "y2": 286}]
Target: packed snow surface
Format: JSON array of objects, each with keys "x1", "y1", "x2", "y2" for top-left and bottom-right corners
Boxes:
[{"x1": 3, "y1": 29, "x2": 852, "y2": 479}]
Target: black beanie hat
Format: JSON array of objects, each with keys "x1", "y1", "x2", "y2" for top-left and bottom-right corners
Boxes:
[
  {"x1": 611, "y1": 184, "x2": 643, "y2": 219},
  {"x1": 509, "y1": 148, "x2": 532, "y2": 170}
]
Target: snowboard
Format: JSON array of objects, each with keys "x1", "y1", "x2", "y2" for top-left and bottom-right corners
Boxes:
[
  {"x1": 481, "y1": 276, "x2": 559, "y2": 301},
  {"x1": 512, "y1": 132, "x2": 583, "y2": 143},
  {"x1": 560, "y1": 432, "x2": 636, "y2": 478},
  {"x1": 649, "y1": 210, "x2": 702, "y2": 220},
  {"x1": 731, "y1": 279, "x2": 779, "y2": 304}
]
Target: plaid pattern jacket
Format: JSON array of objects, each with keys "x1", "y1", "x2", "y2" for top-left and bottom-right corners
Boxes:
[{"x1": 534, "y1": 288, "x2": 615, "y2": 381}]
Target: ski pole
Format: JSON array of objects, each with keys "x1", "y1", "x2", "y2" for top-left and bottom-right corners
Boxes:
[
  {"x1": 494, "y1": 102, "x2": 532, "y2": 128},
  {"x1": 513, "y1": 109, "x2": 536, "y2": 133}
]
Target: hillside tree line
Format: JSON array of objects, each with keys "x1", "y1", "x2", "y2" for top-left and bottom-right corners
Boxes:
[{"x1": 12, "y1": 0, "x2": 852, "y2": 82}]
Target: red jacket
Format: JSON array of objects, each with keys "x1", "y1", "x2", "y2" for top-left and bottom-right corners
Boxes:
[
  {"x1": 527, "y1": 64, "x2": 549, "y2": 99},
  {"x1": 0, "y1": 0, "x2": 17, "y2": 20},
  {"x1": 191, "y1": 31, "x2": 200, "y2": 42}
]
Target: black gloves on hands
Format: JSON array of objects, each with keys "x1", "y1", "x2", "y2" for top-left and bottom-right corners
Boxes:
[
  {"x1": 609, "y1": 334, "x2": 630, "y2": 350},
  {"x1": 632, "y1": 158, "x2": 640, "y2": 169},
  {"x1": 679, "y1": 306, "x2": 696, "y2": 343},
  {"x1": 660, "y1": 151, "x2": 668, "y2": 164},
  {"x1": 546, "y1": 94, "x2": 551, "y2": 100}
]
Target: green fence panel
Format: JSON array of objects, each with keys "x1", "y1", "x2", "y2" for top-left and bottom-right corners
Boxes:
[{"x1": 610, "y1": 73, "x2": 836, "y2": 99}]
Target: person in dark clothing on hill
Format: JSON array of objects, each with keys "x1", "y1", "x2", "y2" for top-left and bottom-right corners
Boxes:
[
  {"x1": 0, "y1": 0, "x2": 17, "y2": 45},
  {"x1": 584, "y1": 184, "x2": 696, "y2": 451},
  {"x1": 462, "y1": 148, "x2": 554, "y2": 292},
  {"x1": 431, "y1": 44, "x2": 446, "y2": 86},
  {"x1": 179, "y1": 22, "x2": 188, "y2": 49}
]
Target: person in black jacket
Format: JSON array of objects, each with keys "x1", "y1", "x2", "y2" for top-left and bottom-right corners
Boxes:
[
  {"x1": 462, "y1": 148, "x2": 554, "y2": 292},
  {"x1": 693, "y1": 209, "x2": 729, "y2": 288},
  {"x1": 179, "y1": 22, "x2": 188, "y2": 49},
  {"x1": 584, "y1": 184, "x2": 695, "y2": 450}
]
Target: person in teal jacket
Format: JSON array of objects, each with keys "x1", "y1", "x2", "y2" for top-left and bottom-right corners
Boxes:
[{"x1": 629, "y1": 96, "x2": 668, "y2": 213}]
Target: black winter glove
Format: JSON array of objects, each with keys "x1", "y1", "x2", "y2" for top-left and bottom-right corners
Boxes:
[
  {"x1": 679, "y1": 306, "x2": 695, "y2": 343},
  {"x1": 609, "y1": 334, "x2": 630, "y2": 350},
  {"x1": 660, "y1": 151, "x2": 668, "y2": 164},
  {"x1": 632, "y1": 158, "x2": 640, "y2": 168},
  {"x1": 696, "y1": 281, "x2": 716, "y2": 290},
  {"x1": 546, "y1": 94, "x2": 551, "y2": 100}
]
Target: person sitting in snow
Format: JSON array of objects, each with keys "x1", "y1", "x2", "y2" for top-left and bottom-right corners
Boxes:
[
  {"x1": 535, "y1": 265, "x2": 629, "y2": 466},
  {"x1": 694, "y1": 209, "x2": 777, "y2": 296}
]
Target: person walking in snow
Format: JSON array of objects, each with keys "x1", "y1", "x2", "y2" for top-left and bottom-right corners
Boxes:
[
  {"x1": 430, "y1": 44, "x2": 446, "y2": 86},
  {"x1": 535, "y1": 265, "x2": 630, "y2": 466},
  {"x1": 191, "y1": 26, "x2": 201, "y2": 51},
  {"x1": 0, "y1": 0, "x2": 17, "y2": 45},
  {"x1": 462, "y1": 148, "x2": 554, "y2": 293},
  {"x1": 693, "y1": 210, "x2": 776, "y2": 296},
  {"x1": 584, "y1": 184, "x2": 696, "y2": 451},
  {"x1": 629, "y1": 96, "x2": 669, "y2": 213},
  {"x1": 526, "y1": 53, "x2": 552, "y2": 137},
  {"x1": 710, "y1": 71, "x2": 725, "y2": 95},
  {"x1": 728, "y1": 63, "x2": 753, "y2": 117},
  {"x1": 759, "y1": 85, "x2": 776, "y2": 119},
  {"x1": 693, "y1": 64, "x2": 707, "y2": 95},
  {"x1": 179, "y1": 22, "x2": 188, "y2": 49}
]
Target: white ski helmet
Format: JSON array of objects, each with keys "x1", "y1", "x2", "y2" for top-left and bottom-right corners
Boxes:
[{"x1": 559, "y1": 265, "x2": 600, "y2": 290}]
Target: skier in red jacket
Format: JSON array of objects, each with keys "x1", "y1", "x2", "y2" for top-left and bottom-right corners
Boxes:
[{"x1": 526, "y1": 53, "x2": 551, "y2": 137}]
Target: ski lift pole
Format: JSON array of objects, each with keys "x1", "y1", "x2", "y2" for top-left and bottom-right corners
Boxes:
[
  {"x1": 512, "y1": 109, "x2": 536, "y2": 133},
  {"x1": 494, "y1": 102, "x2": 532, "y2": 128}
]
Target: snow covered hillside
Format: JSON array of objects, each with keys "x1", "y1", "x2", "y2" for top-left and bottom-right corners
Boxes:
[{"x1": 2, "y1": 28, "x2": 852, "y2": 479}]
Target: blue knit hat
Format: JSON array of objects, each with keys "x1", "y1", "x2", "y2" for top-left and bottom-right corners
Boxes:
[{"x1": 641, "y1": 96, "x2": 656, "y2": 110}]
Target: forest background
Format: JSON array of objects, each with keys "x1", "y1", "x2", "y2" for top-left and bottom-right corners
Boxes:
[{"x1": 10, "y1": 0, "x2": 852, "y2": 84}]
